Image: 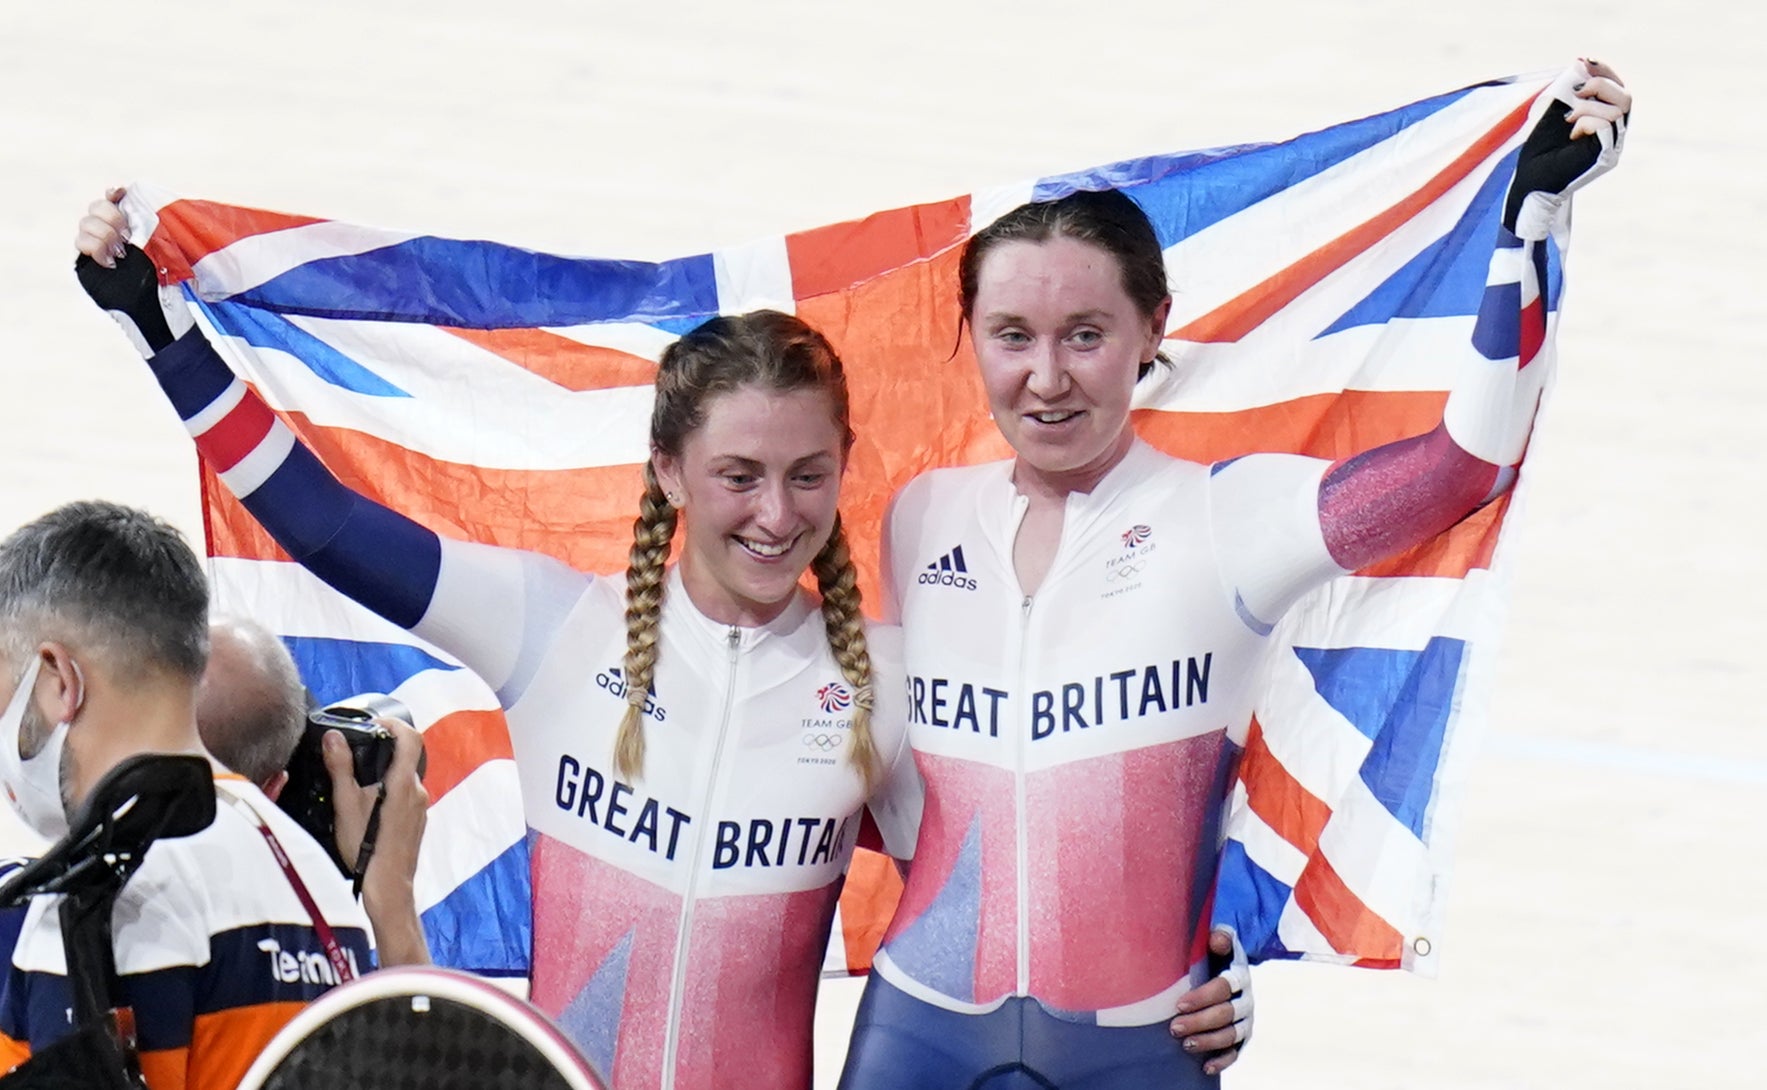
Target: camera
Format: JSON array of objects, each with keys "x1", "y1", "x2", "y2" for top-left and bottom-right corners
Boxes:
[{"x1": 277, "y1": 694, "x2": 426, "y2": 877}]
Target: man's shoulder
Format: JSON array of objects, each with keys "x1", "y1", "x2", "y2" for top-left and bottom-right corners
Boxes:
[
  {"x1": 94, "y1": 778, "x2": 368, "y2": 972},
  {"x1": 204, "y1": 779, "x2": 368, "y2": 926}
]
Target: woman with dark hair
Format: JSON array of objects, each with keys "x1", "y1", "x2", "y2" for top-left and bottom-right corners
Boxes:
[
  {"x1": 842, "y1": 63, "x2": 1630, "y2": 1089},
  {"x1": 73, "y1": 200, "x2": 913, "y2": 1090}
]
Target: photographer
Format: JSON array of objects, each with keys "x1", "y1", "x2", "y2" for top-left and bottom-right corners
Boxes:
[
  {"x1": 0, "y1": 502, "x2": 371, "y2": 1090},
  {"x1": 196, "y1": 617, "x2": 431, "y2": 968},
  {"x1": 192, "y1": 617, "x2": 305, "y2": 801}
]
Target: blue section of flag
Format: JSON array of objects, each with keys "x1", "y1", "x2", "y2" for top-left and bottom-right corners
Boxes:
[
  {"x1": 230, "y1": 238, "x2": 721, "y2": 328},
  {"x1": 1213, "y1": 840, "x2": 1299, "y2": 964},
  {"x1": 1319, "y1": 149, "x2": 1516, "y2": 335},
  {"x1": 1038, "y1": 85, "x2": 1475, "y2": 248},
  {"x1": 1545, "y1": 237, "x2": 1564, "y2": 309},
  {"x1": 1319, "y1": 151, "x2": 1566, "y2": 340},
  {"x1": 1471, "y1": 282, "x2": 1524, "y2": 359},
  {"x1": 198, "y1": 298, "x2": 410, "y2": 397},
  {"x1": 647, "y1": 314, "x2": 712, "y2": 336},
  {"x1": 281, "y1": 636, "x2": 458, "y2": 706},
  {"x1": 1293, "y1": 639, "x2": 1465, "y2": 837},
  {"x1": 419, "y1": 836, "x2": 533, "y2": 974}
]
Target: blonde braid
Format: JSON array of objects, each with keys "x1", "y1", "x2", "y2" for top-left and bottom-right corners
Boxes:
[
  {"x1": 614, "y1": 463, "x2": 677, "y2": 782},
  {"x1": 811, "y1": 516, "x2": 878, "y2": 795}
]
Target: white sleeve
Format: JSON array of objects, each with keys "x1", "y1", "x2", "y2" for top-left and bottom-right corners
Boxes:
[
  {"x1": 867, "y1": 738, "x2": 924, "y2": 861},
  {"x1": 862, "y1": 625, "x2": 923, "y2": 860},
  {"x1": 411, "y1": 538, "x2": 595, "y2": 708},
  {"x1": 878, "y1": 490, "x2": 907, "y2": 625},
  {"x1": 1208, "y1": 454, "x2": 1349, "y2": 634}
]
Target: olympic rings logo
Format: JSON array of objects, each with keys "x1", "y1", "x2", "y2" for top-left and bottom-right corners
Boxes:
[
  {"x1": 802, "y1": 732, "x2": 846, "y2": 751},
  {"x1": 1107, "y1": 561, "x2": 1145, "y2": 581}
]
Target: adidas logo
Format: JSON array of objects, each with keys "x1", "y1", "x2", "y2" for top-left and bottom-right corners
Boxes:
[
  {"x1": 594, "y1": 666, "x2": 668, "y2": 722},
  {"x1": 918, "y1": 545, "x2": 978, "y2": 591}
]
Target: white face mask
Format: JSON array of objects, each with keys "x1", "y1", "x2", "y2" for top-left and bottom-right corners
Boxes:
[{"x1": 0, "y1": 658, "x2": 78, "y2": 840}]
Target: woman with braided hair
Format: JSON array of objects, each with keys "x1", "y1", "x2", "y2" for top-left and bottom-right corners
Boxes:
[
  {"x1": 610, "y1": 312, "x2": 884, "y2": 793},
  {"x1": 72, "y1": 198, "x2": 915, "y2": 1090}
]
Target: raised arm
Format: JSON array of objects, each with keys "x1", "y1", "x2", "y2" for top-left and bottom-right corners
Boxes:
[
  {"x1": 1319, "y1": 62, "x2": 1630, "y2": 569},
  {"x1": 1215, "y1": 63, "x2": 1629, "y2": 628},
  {"x1": 74, "y1": 196, "x2": 590, "y2": 704},
  {"x1": 328, "y1": 718, "x2": 432, "y2": 967}
]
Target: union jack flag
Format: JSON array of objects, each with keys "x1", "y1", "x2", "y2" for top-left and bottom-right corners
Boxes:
[{"x1": 122, "y1": 67, "x2": 1579, "y2": 976}]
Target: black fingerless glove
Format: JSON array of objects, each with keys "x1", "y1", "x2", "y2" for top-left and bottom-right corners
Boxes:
[
  {"x1": 1502, "y1": 73, "x2": 1627, "y2": 241},
  {"x1": 75, "y1": 244, "x2": 181, "y2": 355}
]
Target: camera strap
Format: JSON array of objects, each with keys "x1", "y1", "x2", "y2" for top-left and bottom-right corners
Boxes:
[
  {"x1": 218, "y1": 790, "x2": 358, "y2": 985},
  {"x1": 350, "y1": 783, "x2": 388, "y2": 900}
]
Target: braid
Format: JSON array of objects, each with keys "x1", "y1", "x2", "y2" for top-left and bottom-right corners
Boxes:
[
  {"x1": 615, "y1": 463, "x2": 676, "y2": 782},
  {"x1": 811, "y1": 516, "x2": 878, "y2": 795}
]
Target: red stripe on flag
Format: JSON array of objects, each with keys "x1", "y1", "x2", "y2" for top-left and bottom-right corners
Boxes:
[
  {"x1": 1518, "y1": 295, "x2": 1546, "y2": 368},
  {"x1": 1240, "y1": 717, "x2": 1331, "y2": 857},
  {"x1": 1134, "y1": 390, "x2": 1448, "y2": 463},
  {"x1": 838, "y1": 849, "x2": 904, "y2": 974},
  {"x1": 193, "y1": 392, "x2": 278, "y2": 473},
  {"x1": 439, "y1": 327, "x2": 659, "y2": 391},
  {"x1": 419, "y1": 708, "x2": 515, "y2": 802},
  {"x1": 1292, "y1": 852, "x2": 1405, "y2": 961},
  {"x1": 147, "y1": 199, "x2": 328, "y2": 286},
  {"x1": 1171, "y1": 97, "x2": 1535, "y2": 344},
  {"x1": 786, "y1": 196, "x2": 972, "y2": 301}
]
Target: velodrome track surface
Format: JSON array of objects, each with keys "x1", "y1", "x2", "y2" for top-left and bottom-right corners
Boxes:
[{"x1": 2, "y1": 4, "x2": 1761, "y2": 1087}]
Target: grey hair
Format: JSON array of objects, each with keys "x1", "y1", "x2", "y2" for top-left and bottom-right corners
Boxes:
[
  {"x1": 0, "y1": 501, "x2": 209, "y2": 680},
  {"x1": 197, "y1": 616, "x2": 308, "y2": 785}
]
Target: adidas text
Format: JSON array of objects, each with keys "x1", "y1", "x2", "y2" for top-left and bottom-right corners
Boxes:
[{"x1": 919, "y1": 569, "x2": 978, "y2": 590}]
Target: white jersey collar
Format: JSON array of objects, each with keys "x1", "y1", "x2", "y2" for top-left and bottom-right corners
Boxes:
[
  {"x1": 972, "y1": 439, "x2": 1170, "y2": 584},
  {"x1": 992, "y1": 437, "x2": 1166, "y2": 517},
  {"x1": 663, "y1": 564, "x2": 816, "y2": 653}
]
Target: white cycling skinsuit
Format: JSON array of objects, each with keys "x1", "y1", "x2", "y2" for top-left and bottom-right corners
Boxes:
[
  {"x1": 870, "y1": 441, "x2": 1338, "y2": 1027},
  {"x1": 137, "y1": 327, "x2": 915, "y2": 1090}
]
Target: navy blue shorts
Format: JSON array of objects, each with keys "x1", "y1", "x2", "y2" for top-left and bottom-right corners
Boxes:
[{"x1": 837, "y1": 973, "x2": 1218, "y2": 1090}]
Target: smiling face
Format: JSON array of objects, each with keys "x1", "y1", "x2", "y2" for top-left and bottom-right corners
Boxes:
[
  {"x1": 971, "y1": 235, "x2": 1170, "y2": 495},
  {"x1": 652, "y1": 384, "x2": 846, "y2": 627}
]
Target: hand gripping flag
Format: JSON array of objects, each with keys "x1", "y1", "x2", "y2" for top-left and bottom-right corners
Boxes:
[{"x1": 124, "y1": 68, "x2": 1582, "y2": 976}]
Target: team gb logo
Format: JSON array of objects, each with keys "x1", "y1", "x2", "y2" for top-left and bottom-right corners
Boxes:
[{"x1": 818, "y1": 683, "x2": 852, "y2": 714}]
